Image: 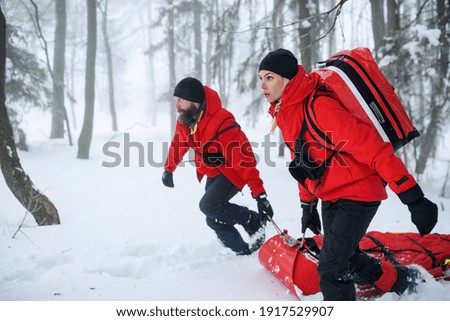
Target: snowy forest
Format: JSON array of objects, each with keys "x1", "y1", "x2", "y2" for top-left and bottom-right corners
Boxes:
[
  {"x1": 0, "y1": 0, "x2": 450, "y2": 304},
  {"x1": 1, "y1": 1, "x2": 449, "y2": 220}
]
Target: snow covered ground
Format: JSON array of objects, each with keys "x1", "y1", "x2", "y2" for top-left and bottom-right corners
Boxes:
[{"x1": 1, "y1": 106, "x2": 449, "y2": 305}]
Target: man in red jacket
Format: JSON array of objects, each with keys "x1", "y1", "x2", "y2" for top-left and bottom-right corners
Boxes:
[
  {"x1": 258, "y1": 49, "x2": 438, "y2": 300},
  {"x1": 162, "y1": 77, "x2": 273, "y2": 255}
]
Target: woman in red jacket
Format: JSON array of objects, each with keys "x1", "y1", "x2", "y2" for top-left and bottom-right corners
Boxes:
[
  {"x1": 162, "y1": 77, "x2": 273, "y2": 255},
  {"x1": 258, "y1": 49, "x2": 438, "y2": 300}
]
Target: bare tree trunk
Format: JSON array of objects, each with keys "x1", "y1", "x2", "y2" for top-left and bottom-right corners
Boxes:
[
  {"x1": 272, "y1": 0, "x2": 284, "y2": 48},
  {"x1": 310, "y1": 0, "x2": 320, "y2": 65},
  {"x1": 168, "y1": 0, "x2": 176, "y2": 135},
  {"x1": 415, "y1": 0, "x2": 449, "y2": 175},
  {"x1": 77, "y1": 0, "x2": 97, "y2": 159},
  {"x1": 0, "y1": 8, "x2": 60, "y2": 226},
  {"x1": 273, "y1": 0, "x2": 286, "y2": 157},
  {"x1": 29, "y1": 0, "x2": 71, "y2": 144},
  {"x1": 67, "y1": 45, "x2": 77, "y2": 130},
  {"x1": 382, "y1": 0, "x2": 401, "y2": 85},
  {"x1": 193, "y1": 0, "x2": 203, "y2": 80},
  {"x1": 50, "y1": 0, "x2": 66, "y2": 139},
  {"x1": 204, "y1": 2, "x2": 214, "y2": 85},
  {"x1": 327, "y1": 0, "x2": 337, "y2": 56},
  {"x1": 298, "y1": 0, "x2": 312, "y2": 72},
  {"x1": 370, "y1": 0, "x2": 385, "y2": 58},
  {"x1": 146, "y1": 1, "x2": 157, "y2": 126},
  {"x1": 386, "y1": 0, "x2": 400, "y2": 35},
  {"x1": 100, "y1": 0, "x2": 118, "y2": 132}
]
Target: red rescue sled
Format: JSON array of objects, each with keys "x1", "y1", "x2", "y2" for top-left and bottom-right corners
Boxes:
[{"x1": 258, "y1": 231, "x2": 450, "y2": 299}]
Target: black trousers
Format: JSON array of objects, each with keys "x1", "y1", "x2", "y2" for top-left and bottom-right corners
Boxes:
[
  {"x1": 317, "y1": 199, "x2": 382, "y2": 301},
  {"x1": 199, "y1": 175, "x2": 251, "y2": 253}
]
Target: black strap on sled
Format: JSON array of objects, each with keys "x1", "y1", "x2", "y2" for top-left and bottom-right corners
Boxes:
[
  {"x1": 403, "y1": 235, "x2": 438, "y2": 268},
  {"x1": 437, "y1": 233, "x2": 450, "y2": 243},
  {"x1": 364, "y1": 234, "x2": 400, "y2": 266},
  {"x1": 301, "y1": 237, "x2": 321, "y2": 259}
]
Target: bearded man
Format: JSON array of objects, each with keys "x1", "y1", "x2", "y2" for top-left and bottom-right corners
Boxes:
[{"x1": 162, "y1": 77, "x2": 273, "y2": 255}]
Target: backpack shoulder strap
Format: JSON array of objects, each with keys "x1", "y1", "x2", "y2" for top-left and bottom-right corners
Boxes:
[
  {"x1": 304, "y1": 88, "x2": 337, "y2": 151},
  {"x1": 203, "y1": 122, "x2": 240, "y2": 150},
  {"x1": 285, "y1": 91, "x2": 338, "y2": 174},
  {"x1": 298, "y1": 89, "x2": 345, "y2": 171},
  {"x1": 193, "y1": 119, "x2": 240, "y2": 159}
]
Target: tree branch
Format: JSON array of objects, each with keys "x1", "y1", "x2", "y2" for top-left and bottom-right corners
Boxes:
[
  {"x1": 220, "y1": 0, "x2": 348, "y2": 53},
  {"x1": 221, "y1": 0, "x2": 348, "y2": 34},
  {"x1": 20, "y1": 0, "x2": 54, "y2": 79}
]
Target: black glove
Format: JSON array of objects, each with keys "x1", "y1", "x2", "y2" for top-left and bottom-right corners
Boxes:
[
  {"x1": 301, "y1": 200, "x2": 321, "y2": 235},
  {"x1": 256, "y1": 193, "x2": 274, "y2": 221},
  {"x1": 398, "y1": 185, "x2": 438, "y2": 236},
  {"x1": 162, "y1": 171, "x2": 174, "y2": 188}
]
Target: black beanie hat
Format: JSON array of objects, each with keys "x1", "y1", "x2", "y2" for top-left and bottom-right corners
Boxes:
[
  {"x1": 173, "y1": 77, "x2": 205, "y2": 103},
  {"x1": 258, "y1": 48, "x2": 298, "y2": 80}
]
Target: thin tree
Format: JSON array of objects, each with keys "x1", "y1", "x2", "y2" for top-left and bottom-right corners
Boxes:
[
  {"x1": 0, "y1": 7, "x2": 60, "y2": 226},
  {"x1": 26, "y1": 0, "x2": 72, "y2": 145},
  {"x1": 211, "y1": 0, "x2": 240, "y2": 107},
  {"x1": 204, "y1": 1, "x2": 215, "y2": 85},
  {"x1": 369, "y1": 0, "x2": 384, "y2": 58},
  {"x1": 298, "y1": 0, "x2": 313, "y2": 71},
  {"x1": 77, "y1": 0, "x2": 97, "y2": 159},
  {"x1": 99, "y1": 0, "x2": 117, "y2": 131},
  {"x1": 193, "y1": 0, "x2": 203, "y2": 80},
  {"x1": 167, "y1": 0, "x2": 176, "y2": 135},
  {"x1": 145, "y1": 0, "x2": 157, "y2": 126},
  {"x1": 273, "y1": 0, "x2": 286, "y2": 157},
  {"x1": 50, "y1": 0, "x2": 67, "y2": 139},
  {"x1": 415, "y1": 0, "x2": 450, "y2": 176}
]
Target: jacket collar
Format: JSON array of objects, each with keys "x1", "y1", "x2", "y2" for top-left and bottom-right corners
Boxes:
[
  {"x1": 268, "y1": 65, "x2": 320, "y2": 116},
  {"x1": 188, "y1": 86, "x2": 223, "y2": 134}
]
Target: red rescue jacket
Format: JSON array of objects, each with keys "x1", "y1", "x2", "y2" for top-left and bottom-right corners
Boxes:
[
  {"x1": 165, "y1": 86, "x2": 265, "y2": 198},
  {"x1": 269, "y1": 66, "x2": 417, "y2": 203}
]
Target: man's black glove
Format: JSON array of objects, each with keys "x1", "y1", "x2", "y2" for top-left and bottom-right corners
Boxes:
[
  {"x1": 162, "y1": 171, "x2": 174, "y2": 188},
  {"x1": 398, "y1": 185, "x2": 438, "y2": 236},
  {"x1": 301, "y1": 200, "x2": 321, "y2": 235},
  {"x1": 256, "y1": 193, "x2": 274, "y2": 221}
]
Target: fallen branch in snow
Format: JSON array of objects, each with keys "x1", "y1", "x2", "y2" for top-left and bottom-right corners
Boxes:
[
  {"x1": 12, "y1": 210, "x2": 30, "y2": 240},
  {"x1": 12, "y1": 192, "x2": 41, "y2": 240}
]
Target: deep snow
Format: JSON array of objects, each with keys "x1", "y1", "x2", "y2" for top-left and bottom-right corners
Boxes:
[{"x1": 0, "y1": 106, "x2": 449, "y2": 302}]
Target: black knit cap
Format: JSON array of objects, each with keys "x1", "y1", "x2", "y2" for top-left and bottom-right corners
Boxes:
[
  {"x1": 173, "y1": 77, "x2": 205, "y2": 103},
  {"x1": 258, "y1": 48, "x2": 298, "y2": 80}
]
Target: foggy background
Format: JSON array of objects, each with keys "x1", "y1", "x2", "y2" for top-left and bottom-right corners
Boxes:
[{"x1": 1, "y1": 0, "x2": 448, "y2": 186}]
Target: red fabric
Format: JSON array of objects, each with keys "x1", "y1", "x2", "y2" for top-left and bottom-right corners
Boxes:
[
  {"x1": 308, "y1": 234, "x2": 400, "y2": 293},
  {"x1": 268, "y1": 66, "x2": 417, "y2": 203},
  {"x1": 165, "y1": 86, "x2": 265, "y2": 198},
  {"x1": 319, "y1": 48, "x2": 417, "y2": 144},
  {"x1": 360, "y1": 232, "x2": 450, "y2": 274},
  {"x1": 373, "y1": 259, "x2": 397, "y2": 292},
  {"x1": 260, "y1": 232, "x2": 450, "y2": 299}
]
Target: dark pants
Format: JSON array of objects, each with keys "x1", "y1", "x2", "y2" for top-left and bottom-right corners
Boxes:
[
  {"x1": 199, "y1": 175, "x2": 251, "y2": 254},
  {"x1": 317, "y1": 199, "x2": 382, "y2": 301}
]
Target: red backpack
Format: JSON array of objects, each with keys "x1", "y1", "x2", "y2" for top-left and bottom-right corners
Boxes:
[{"x1": 309, "y1": 47, "x2": 420, "y2": 151}]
